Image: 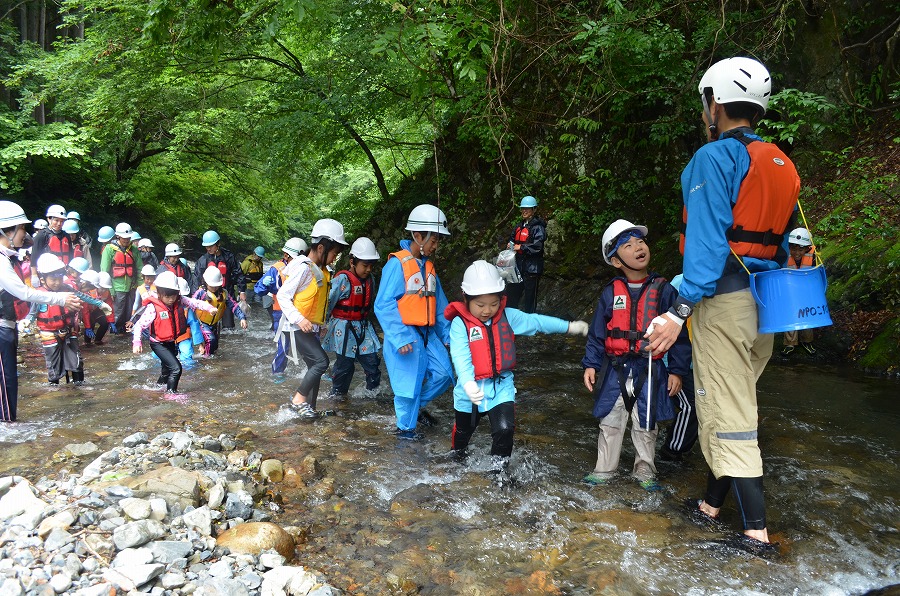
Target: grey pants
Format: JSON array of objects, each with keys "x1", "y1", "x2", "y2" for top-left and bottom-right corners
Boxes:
[
  {"x1": 592, "y1": 395, "x2": 658, "y2": 481},
  {"x1": 42, "y1": 335, "x2": 83, "y2": 383}
]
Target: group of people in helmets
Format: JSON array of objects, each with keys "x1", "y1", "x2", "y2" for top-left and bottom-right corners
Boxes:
[{"x1": 1, "y1": 56, "x2": 807, "y2": 552}]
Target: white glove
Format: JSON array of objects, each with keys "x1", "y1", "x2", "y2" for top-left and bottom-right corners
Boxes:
[
  {"x1": 567, "y1": 321, "x2": 589, "y2": 336},
  {"x1": 646, "y1": 314, "x2": 685, "y2": 336},
  {"x1": 463, "y1": 380, "x2": 484, "y2": 405}
]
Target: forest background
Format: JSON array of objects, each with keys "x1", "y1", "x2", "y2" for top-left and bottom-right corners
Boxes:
[{"x1": 1, "y1": 0, "x2": 898, "y2": 370}]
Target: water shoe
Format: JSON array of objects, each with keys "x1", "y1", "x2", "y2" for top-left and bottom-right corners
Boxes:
[
  {"x1": 290, "y1": 401, "x2": 319, "y2": 420},
  {"x1": 638, "y1": 478, "x2": 664, "y2": 492},
  {"x1": 394, "y1": 428, "x2": 423, "y2": 441},
  {"x1": 582, "y1": 473, "x2": 610, "y2": 486},
  {"x1": 801, "y1": 342, "x2": 817, "y2": 354}
]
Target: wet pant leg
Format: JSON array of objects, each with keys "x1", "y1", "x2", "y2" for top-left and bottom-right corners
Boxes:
[
  {"x1": 487, "y1": 401, "x2": 516, "y2": 457},
  {"x1": 628, "y1": 402, "x2": 658, "y2": 481},
  {"x1": 113, "y1": 289, "x2": 134, "y2": 331},
  {"x1": 704, "y1": 472, "x2": 767, "y2": 530},
  {"x1": 663, "y1": 373, "x2": 698, "y2": 454},
  {"x1": 452, "y1": 408, "x2": 481, "y2": 453},
  {"x1": 330, "y1": 354, "x2": 355, "y2": 395},
  {"x1": 63, "y1": 336, "x2": 83, "y2": 383},
  {"x1": 0, "y1": 327, "x2": 19, "y2": 421},
  {"x1": 293, "y1": 330, "x2": 329, "y2": 409},
  {"x1": 151, "y1": 341, "x2": 182, "y2": 392},
  {"x1": 418, "y1": 339, "x2": 452, "y2": 408},
  {"x1": 221, "y1": 290, "x2": 235, "y2": 329},
  {"x1": 93, "y1": 315, "x2": 110, "y2": 343},
  {"x1": 592, "y1": 395, "x2": 629, "y2": 477},
  {"x1": 271, "y1": 311, "x2": 287, "y2": 374},
  {"x1": 505, "y1": 282, "x2": 524, "y2": 309},
  {"x1": 520, "y1": 274, "x2": 540, "y2": 314},
  {"x1": 357, "y1": 352, "x2": 382, "y2": 390},
  {"x1": 42, "y1": 336, "x2": 65, "y2": 383}
]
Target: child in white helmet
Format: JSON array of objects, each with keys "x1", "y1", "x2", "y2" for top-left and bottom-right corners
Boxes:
[
  {"x1": 277, "y1": 219, "x2": 348, "y2": 419},
  {"x1": 191, "y1": 267, "x2": 248, "y2": 357},
  {"x1": 323, "y1": 237, "x2": 383, "y2": 400},
  {"x1": 81, "y1": 270, "x2": 115, "y2": 344},
  {"x1": 133, "y1": 271, "x2": 217, "y2": 394},
  {"x1": 445, "y1": 260, "x2": 588, "y2": 470},
  {"x1": 782, "y1": 227, "x2": 817, "y2": 355},
  {"x1": 581, "y1": 220, "x2": 691, "y2": 491},
  {"x1": 26, "y1": 254, "x2": 85, "y2": 385}
]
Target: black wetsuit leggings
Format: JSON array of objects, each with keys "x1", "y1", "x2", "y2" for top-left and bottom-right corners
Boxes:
[
  {"x1": 705, "y1": 472, "x2": 767, "y2": 531},
  {"x1": 452, "y1": 401, "x2": 516, "y2": 457},
  {"x1": 151, "y1": 341, "x2": 182, "y2": 392}
]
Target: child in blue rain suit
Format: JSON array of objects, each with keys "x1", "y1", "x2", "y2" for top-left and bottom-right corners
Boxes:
[
  {"x1": 446, "y1": 260, "x2": 588, "y2": 464},
  {"x1": 582, "y1": 220, "x2": 691, "y2": 491},
  {"x1": 323, "y1": 237, "x2": 382, "y2": 399},
  {"x1": 374, "y1": 204, "x2": 453, "y2": 441}
]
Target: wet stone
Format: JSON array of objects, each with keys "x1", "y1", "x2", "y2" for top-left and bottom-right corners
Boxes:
[
  {"x1": 119, "y1": 497, "x2": 152, "y2": 520},
  {"x1": 43, "y1": 528, "x2": 75, "y2": 552},
  {"x1": 224, "y1": 492, "x2": 253, "y2": 521},
  {"x1": 122, "y1": 433, "x2": 149, "y2": 448}
]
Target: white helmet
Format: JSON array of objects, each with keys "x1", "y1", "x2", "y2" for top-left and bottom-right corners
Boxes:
[
  {"x1": 80, "y1": 270, "x2": 99, "y2": 287},
  {"x1": 97, "y1": 271, "x2": 113, "y2": 289},
  {"x1": 788, "y1": 227, "x2": 812, "y2": 247},
  {"x1": 45, "y1": 204, "x2": 67, "y2": 219},
  {"x1": 281, "y1": 237, "x2": 307, "y2": 257},
  {"x1": 177, "y1": 277, "x2": 191, "y2": 296},
  {"x1": 310, "y1": 219, "x2": 348, "y2": 246},
  {"x1": 601, "y1": 219, "x2": 648, "y2": 265},
  {"x1": 203, "y1": 267, "x2": 223, "y2": 287},
  {"x1": 33, "y1": 218, "x2": 48, "y2": 231},
  {"x1": 698, "y1": 57, "x2": 771, "y2": 115},
  {"x1": 164, "y1": 242, "x2": 182, "y2": 256},
  {"x1": 349, "y1": 237, "x2": 379, "y2": 261},
  {"x1": 114, "y1": 222, "x2": 134, "y2": 239},
  {"x1": 461, "y1": 260, "x2": 505, "y2": 295},
  {"x1": 155, "y1": 271, "x2": 180, "y2": 291},
  {"x1": 138, "y1": 238, "x2": 154, "y2": 248},
  {"x1": 141, "y1": 264, "x2": 157, "y2": 276},
  {"x1": 0, "y1": 201, "x2": 31, "y2": 229},
  {"x1": 405, "y1": 204, "x2": 450, "y2": 236},
  {"x1": 36, "y1": 253, "x2": 66, "y2": 275}
]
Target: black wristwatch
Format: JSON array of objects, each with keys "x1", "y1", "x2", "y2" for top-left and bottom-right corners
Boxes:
[{"x1": 671, "y1": 303, "x2": 693, "y2": 319}]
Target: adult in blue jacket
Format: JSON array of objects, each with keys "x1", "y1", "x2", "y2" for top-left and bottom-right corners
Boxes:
[
  {"x1": 647, "y1": 57, "x2": 800, "y2": 549},
  {"x1": 374, "y1": 205, "x2": 453, "y2": 440}
]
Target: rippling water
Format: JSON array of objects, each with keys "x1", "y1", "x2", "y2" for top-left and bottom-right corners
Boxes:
[{"x1": 2, "y1": 310, "x2": 898, "y2": 595}]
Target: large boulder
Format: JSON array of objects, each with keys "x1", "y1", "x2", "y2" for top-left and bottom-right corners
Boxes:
[
  {"x1": 216, "y1": 522, "x2": 295, "y2": 560},
  {"x1": 116, "y1": 466, "x2": 202, "y2": 509}
]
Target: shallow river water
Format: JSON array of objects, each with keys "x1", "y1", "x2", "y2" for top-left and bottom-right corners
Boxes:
[{"x1": 1, "y1": 307, "x2": 898, "y2": 595}]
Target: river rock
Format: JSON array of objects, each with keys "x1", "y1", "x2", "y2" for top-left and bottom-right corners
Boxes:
[
  {"x1": 183, "y1": 506, "x2": 213, "y2": 536},
  {"x1": 148, "y1": 540, "x2": 192, "y2": 564},
  {"x1": 260, "y1": 460, "x2": 284, "y2": 483},
  {"x1": 170, "y1": 432, "x2": 193, "y2": 452},
  {"x1": 259, "y1": 551, "x2": 286, "y2": 569},
  {"x1": 0, "y1": 578, "x2": 24, "y2": 595},
  {"x1": 208, "y1": 482, "x2": 226, "y2": 509},
  {"x1": 216, "y1": 522, "x2": 295, "y2": 559},
  {"x1": 227, "y1": 450, "x2": 249, "y2": 467},
  {"x1": 64, "y1": 442, "x2": 100, "y2": 458},
  {"x1": 148, "y1": 497, "x2": 168, "y2": 521},
  {"x1": 225, "y1": 491, "x2": 254, "y2": 520},
  {"x1": 71, "y1": 583, "x2": 115, "y2": 596},
  {"x1": 37, "y1": 508, "x2": 77, "y2": 538},
  {"x1": 122, "y1": 432, "x2": 149, "y2": 447},
  {"x1": 43, "y1": 527, "x2": 75, "y2": 551},
  {"x1": 119, "y1": 497, "x2": 152, "y2": 520},
  {"x1": 119, "y1": 466, "x2": 201, "y2": 509},
  {"x1": 261, "y1": 566, "x2": 327, "y2": 596},
  {"x1": 194, "y1": 577, "x2": 249, "y2": 596},
  {"x1": 48, "y1": 572, "x2": 72, "y2": 593},
  {"x1": 112, "y1": 519, "x2": 166, "y2": 550},
  {"x1": 0, "y1": 479, "x2": 47, "y2": 522},
  {"x1": 112, "y1": 547, "x2": 153, "y2": 567}
]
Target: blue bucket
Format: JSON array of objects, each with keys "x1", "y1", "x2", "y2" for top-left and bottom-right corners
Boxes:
[{"x1": 749, "y1": 266, "x2": 833, "y2": 333}]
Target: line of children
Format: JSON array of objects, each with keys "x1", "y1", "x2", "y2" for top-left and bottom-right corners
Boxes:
[
  {"x1": 132, "y1": 271, "x2": 218, "y2": 394},
  {"x1": 374, "y1": 204, "x2": 454, "y2": 440},
  {"x1": 192, "y1": 267, "x2": 248, "y2": 357},
  {"x1": 446, "y1": 260, "x2": 588, "y2": 466},
  {"x1": 323, "y1": 237, "x2": 382, "y2": 400},
  {"x1": 277, "y1": 219, "x2": 348, "y2": 419},
  {"x1": 582, "y1": 220, "x2": 691, "y2": 491}
]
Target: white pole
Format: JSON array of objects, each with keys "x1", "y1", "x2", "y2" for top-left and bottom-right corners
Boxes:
[{"x1": 646, "y1": 349, "x2": 652, "y2": 429}]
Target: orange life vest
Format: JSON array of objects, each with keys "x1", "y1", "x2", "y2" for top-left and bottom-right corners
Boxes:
[
  {"x1": 787, "y1": 247, "x2": 815, "y2": 269},
  {"x1": 147, "y1": 296, "x2": 187, "y2": 342},
  {"x1": 513, "y1": 224, "x2": 529, "y2": 245},
  {"x1": 391, "y1": 249, "x2": 437, "y2": 327},
  {"x1": 160, "y1": 260, "x2": 188, "y2": 279},
  {"x1": 89, "y1": 289, "x2": 115, "y2": 323},
  {"x1": 680, "y1": 132, "x2": 800, "y2": 260},
  {"x1": 111, "y1": 244, "x2": 136, "y2": 278},
  {"x1": 605, "y1": 277, "x2": 666, "y2": 360},
  {"x1": 271, "y1": 260, "x2": 288, "y2": 312},
  {"x1": 36, "y1": 286, "x2": 78, "y2": 332},
  {"x1": 331, "y1": 270, "x2": 373, "y2": 321},
  {"x1": 48, "y1": 233, "x2": 73, "y2": 265},
  {"x1": 445, "y1": 299, "x2": 516, "y2": 381}
]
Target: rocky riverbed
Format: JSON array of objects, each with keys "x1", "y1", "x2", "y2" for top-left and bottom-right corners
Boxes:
[{"x1": 0, "y1": 428, "x2": 336, "y2": 595}]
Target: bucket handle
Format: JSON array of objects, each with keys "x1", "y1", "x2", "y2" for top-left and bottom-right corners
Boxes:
[{"x1": 748, "y1": 272, "x2": 765, "y2": 309}]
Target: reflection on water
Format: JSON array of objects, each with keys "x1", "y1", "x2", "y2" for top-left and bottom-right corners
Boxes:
[{"x1": 2, "y1": 319, "x2": 898, "y2": 594}]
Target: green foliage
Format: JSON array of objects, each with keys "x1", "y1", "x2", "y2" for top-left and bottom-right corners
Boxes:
[{"x1": 758, "y1": 89, "x2": 839, "y2": 146}]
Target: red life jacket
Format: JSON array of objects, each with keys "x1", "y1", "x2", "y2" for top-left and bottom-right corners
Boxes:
[
  {"x1": 330, "y1": 270, "x2": 373, "y2": 321},
  {"x1": 0, "y1": 256, "x2": 29, "y2": 321},
  {"x1": 514, "y1": 224, "x2": 529, "y2": 245},
  {"x1": 73, "y1": 243, "x2": 84, "y2": 259},
  {"x1": 680, "y1": 131, "x2": 800, "y2": 260},
  {"x1": 206, "y1": 259, "x2": 229, "y2": 286},
  {"x1": 48, "y1": 233, "x2": 73, "y2": 265},
  {"x1": 111, "y1": 244, "x2": 136, "y2": 279},
  {"x1": 605, "y1": 277, "x2": 666, "y2": 360},
  {"x1": 90, "y1": 289, "x2": 115, "y2": 322},
  {"x1": 36, "y1": 285, "x2": 78, "y2": 332},
  {"x1": 444, "y1": 298, "x2": 516, "y2": 380},
  {"x1": 147, "y1": 296, "x2": 187, "y2": 342},
  {"x1": 160, "y1": 259, "x2": 188, "y2": 279}
]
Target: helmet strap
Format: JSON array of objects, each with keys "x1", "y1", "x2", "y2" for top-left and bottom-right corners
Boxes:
[
  {"x1": 411, "y1": 231, "x2": 432, "y2": 257},
  {"x1": 702, "y1": 94, "x2": 718, "y2": 140}
]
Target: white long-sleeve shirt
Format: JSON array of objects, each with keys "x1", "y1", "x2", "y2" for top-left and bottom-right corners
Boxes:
[{"x1": 276, "y1": 256, "x2": 324, "y2": 332}]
